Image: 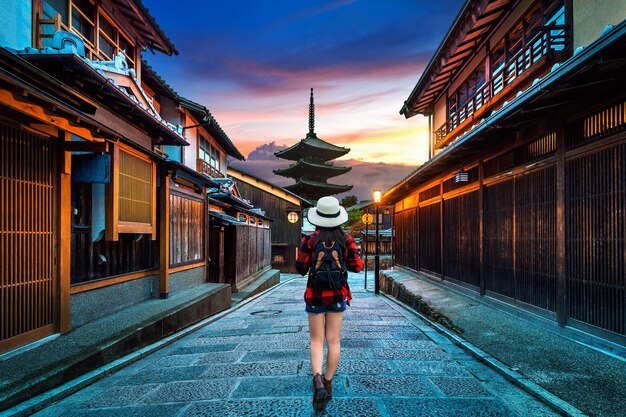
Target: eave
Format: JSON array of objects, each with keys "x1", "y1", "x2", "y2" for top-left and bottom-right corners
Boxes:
[
  {"x1": 283, "y1": 179, "x2": 353, "y2": 194},
  {"x1": 400, "y1": 0, "x2": 513, "y2": 118},
  {"x1": 0, "y1": 48, "x2": 121, "y2": 142},
  {"x1": 275, "y1": 133, "x2": 350, "y2": 161},
  {"x1": 109, "y1": 0, "x2": 178, "y2": 55},
  {"x1": 387, "y1": 20, "x2": 626, "y2": 202},
  {"x1": 18, "y1": 53, "x2": 187, "y2": 146},
  {"x1": 179, "y1": 97, "x2": 245, "y2": 160},
  {"x1": 274, "y1": 159, "x2": 351, "y2": 179}
]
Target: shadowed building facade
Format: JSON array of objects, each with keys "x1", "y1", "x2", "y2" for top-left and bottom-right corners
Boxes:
[
  {"x1": 386, "y1": 0, "x2": 626, "y2": 347},
  {"x1": 274, "y1": 88, "x2": 352, "y2": 202}
]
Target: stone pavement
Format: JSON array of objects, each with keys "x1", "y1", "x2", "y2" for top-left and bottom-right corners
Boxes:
[{"x1": 32, "y1": 273, "x2": 558, "y2": 417}]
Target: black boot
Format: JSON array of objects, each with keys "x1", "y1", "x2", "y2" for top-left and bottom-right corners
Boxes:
[
  {"x1": 312, "y1": 373, "x2": 328, "y2": 411},
  {"x1": 323, "y1": 377, "x2": 333, "y2": 401}
]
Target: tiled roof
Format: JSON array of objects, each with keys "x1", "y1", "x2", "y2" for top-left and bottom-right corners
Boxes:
[
  {"x1": 180, "y1": 98, "x2": 245, "y2": 160},
  {"x1": 275, "y1": 132, "x2": 350, "y2": 161}
]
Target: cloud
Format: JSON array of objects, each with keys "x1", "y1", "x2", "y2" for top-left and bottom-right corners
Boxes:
[
  {"x1": 247, "y1": 141, "x2": 288, "y2": 160},
  {"x1": 229, "y1": 144, "x2": 416, "y2": 201}
]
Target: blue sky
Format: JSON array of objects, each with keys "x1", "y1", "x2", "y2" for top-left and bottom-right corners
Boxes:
[{"x1": 144, "y1": 0, "x2": 463, "y2": 198}]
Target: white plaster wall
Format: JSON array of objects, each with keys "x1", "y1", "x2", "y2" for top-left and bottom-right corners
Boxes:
[
  {"x1": 183, "y1": 113, "x2": 199, "y2": 170},
  {"x1": 573, "y1": 0, "x2": 626, "y2": 48},
  {"x1": 0, "y1": 0, "x2": 32, "y2": 49}
]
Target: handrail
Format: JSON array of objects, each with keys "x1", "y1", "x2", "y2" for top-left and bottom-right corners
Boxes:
[
  {"x1": 435, "y1": 24, "x2": 568, "y2": 147},
  {"x1": 197, "y1": 158, "x2": 224, "y2": 178}
]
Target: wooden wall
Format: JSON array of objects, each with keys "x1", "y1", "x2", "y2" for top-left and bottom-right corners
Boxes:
[
  {"x1": 392, "y1": 98, "x2": 626, "y2": 343},
  {"x1": 233, "y1": 181, "x2": 302, "y2": 272},
  {"x1": 224, "y1": 225, "x2": 271, "y2": 289}
]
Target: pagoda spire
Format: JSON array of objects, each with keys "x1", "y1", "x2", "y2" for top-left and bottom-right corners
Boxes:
[
  {"x1": 274, "y1": 88, "x2": 352, "y2": 201},
  {"x1": 309, "y1": 88, "x2": 315, "y2": 134}
]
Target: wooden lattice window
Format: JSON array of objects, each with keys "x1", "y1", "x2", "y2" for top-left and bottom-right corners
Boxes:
[
  {"x1": 98, "y1": 12, "x2": 135, "y2": 67},
  {"x1": 107, "y1": 145, "x2": 156, "y2": 240},
  {"x1": 39, "y1": 0, "x2": 137, "y2": 68},
  {"x1": 170, "y1": 193, "x2": 204, "y2": 266}
]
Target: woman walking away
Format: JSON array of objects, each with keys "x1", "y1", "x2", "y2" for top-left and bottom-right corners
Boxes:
[{"x1": 296, "y1": 196, "x2": 363, "y2": 411}]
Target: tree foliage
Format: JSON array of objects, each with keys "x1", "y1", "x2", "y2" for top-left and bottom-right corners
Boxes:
[
  {"x1": 341, "y1": 195, "x2": 358, "y2": 208},
  {"x1": 346, "y1": 208, "x2": 362, "y2": 227}
]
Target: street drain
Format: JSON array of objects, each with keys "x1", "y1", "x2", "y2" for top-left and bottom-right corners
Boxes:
[{"x1": 250, "y1": 309, "x2": 282, "y2": 316}]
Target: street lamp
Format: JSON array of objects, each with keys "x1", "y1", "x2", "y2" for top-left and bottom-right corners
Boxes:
[{"x1": 373, "y1": 189, "x2": 381, "y2": 294}]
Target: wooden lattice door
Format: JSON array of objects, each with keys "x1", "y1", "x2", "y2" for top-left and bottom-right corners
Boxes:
[{"x1": 0, "y1": 123, "x2": 57, "y2": 354}]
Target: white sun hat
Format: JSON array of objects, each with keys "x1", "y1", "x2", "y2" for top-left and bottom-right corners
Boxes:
[{"x1": 307, "y1": 196, "x2": 348, "y2": 228}]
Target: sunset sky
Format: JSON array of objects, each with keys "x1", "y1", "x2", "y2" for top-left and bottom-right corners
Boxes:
[{"x1": 144, "y1": 0, "x2": 464, "y2": 199}]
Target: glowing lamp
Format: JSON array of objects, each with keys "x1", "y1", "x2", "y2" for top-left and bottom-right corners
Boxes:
[
  {"x1": 287, "y1": 211, "x2": 299, "y2": 223},
  {"x1": 373, "y1": 189, "x2": 382, "y2": 204}
]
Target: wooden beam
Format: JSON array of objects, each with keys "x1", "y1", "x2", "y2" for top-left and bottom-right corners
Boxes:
[
  {"x1": 58, "y1": 131, "x2": 71, "y2": 333},
  {"x1": 0, "y1": 88, "x2": 106, "y2": 141},
  {"x1": 63, "y1": 141, "x2": 109, "y2": 153},
  {"x1": 151, "y1": 162, "x2": 157, "y2": 240},
  {"x1": 555, "y1": 124, "x2": 567, "y2": 327},
  {"x1": 204, "y1": 186, "x2": 210, "y2": 283},
  {"x1": 159, "y1": 172, "x2": 170, "y2": 298},
  {"x1": 478, "y1": 161, "x2": 485, "y2": 296}
]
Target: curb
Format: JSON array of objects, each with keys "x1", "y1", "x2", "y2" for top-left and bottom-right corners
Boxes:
[
  {"x1": 380, "y1": 291, "x2": 588, "y2": 417},
  {"x1": 4, "y1": 277, "x2": 297, "y2": 417}
]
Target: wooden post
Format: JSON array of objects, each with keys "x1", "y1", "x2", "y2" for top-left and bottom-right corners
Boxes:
[
  {"x1": 364, "y1": 207, "x2": 368, "y2": 289},
  {"x1": 105, "y1": 143, "x2": 119, "y2": 241},
  {"x1": 204, "y1": 186, "x2": 210, "y2": 282},
  {"x1": 556, "y1": 124, "x2": 567, "y2": 327},
  {"x1": 159, "y1": 171, "x2": 170, "y2": 298},
  {"x1": 479, "y1": 161, "x2": 485, "y2": 296},
  {"x1": 58, "y1": 131, "x2": 71, "y2": 333},
  {"x1": 440, "y1": 181, "x2": 444, "y2": 280}
]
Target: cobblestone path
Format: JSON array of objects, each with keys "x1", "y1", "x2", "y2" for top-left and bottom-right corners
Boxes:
[{"x1": 35, "y1": 273, "x2": 557, "y2": 416}]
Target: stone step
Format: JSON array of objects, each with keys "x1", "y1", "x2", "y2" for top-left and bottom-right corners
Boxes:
[{"x1": 0, "y1": 283, "x2": 231, "y2": 412}]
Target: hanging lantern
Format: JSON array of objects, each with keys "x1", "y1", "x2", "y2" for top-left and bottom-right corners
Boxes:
[
  {"x1": 287, "y1": 211, "x2": 299, "y2": 223},
  {"x1": 454, "y1": 168, "x2": 468, "y2": 183}
]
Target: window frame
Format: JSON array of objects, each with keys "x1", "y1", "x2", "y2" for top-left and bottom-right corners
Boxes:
[{"x1": 106, "y1": 143, "x2": 157, "y2": 241}]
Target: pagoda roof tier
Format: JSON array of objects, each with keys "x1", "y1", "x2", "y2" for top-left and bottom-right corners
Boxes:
[
  {"x1": 275, "y1": 133, "x2": 350, "y2": 161},
  {"x1": 283, "y1": 179, "x2": 353, "y2": 201},
  {"x1": 273, "y1": 160, "x2": 351, "y2": 179}
]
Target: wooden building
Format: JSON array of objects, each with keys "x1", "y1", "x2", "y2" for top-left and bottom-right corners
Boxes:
[
  {"x1": 274, "y1": 89, "x2": 352, "y2": 201},
  {"x1": 228, "y1": 166, "x2": 311, "y2": 273},
  {"x1": 207, "y1": 177, "x2": 272, "y2": 291},
  {"x1": 0, "y1": 0, "x2": 253, "y2": 355},
  {"x1": 386, "y1": 0, "x2": 626, "y2": 346}
]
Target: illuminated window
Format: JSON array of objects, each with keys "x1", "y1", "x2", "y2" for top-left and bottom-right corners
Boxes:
[{"x1": 119, "y1": 150, "x2": 153, "y2": 225}]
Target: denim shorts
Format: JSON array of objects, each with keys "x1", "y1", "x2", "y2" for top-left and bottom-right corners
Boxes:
[{"x1": 305, "y1": 300, "x2": 347, "y2": 315}]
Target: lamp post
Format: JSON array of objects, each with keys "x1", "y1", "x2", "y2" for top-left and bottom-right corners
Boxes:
[{"x1": 373, "y1": 189, "x2": 382, "y2": 294}]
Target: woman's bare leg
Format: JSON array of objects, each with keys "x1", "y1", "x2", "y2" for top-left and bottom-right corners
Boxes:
[
  {"x1": 324, "y1": 311, "x2": 344, "y2": 380},
  {"x1": 308, "y1": 313, "x2": 326, "y2": 375}
]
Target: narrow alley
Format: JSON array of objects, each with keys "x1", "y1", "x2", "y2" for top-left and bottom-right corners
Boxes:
[{"x1": 33, "y1": 273, "x2": 557, "y2": 417}]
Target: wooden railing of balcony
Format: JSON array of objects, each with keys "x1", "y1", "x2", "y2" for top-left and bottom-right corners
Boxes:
[
  {"x1": 197, "y1": 158, "x2": 224, "y2": 178},
  {"x1": 37, "y1": 14, "x2": 99, "y2": 61},
  {"x1": 435, "y1": 25, "x2": 568, "y2": 149},
  {"x1": 36, "y1": 12, "x2": 135, "y2": 67}
]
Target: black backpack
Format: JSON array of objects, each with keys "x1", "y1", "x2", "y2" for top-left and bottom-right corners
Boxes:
[{"x1": 309, "y1": 237, "x2": 348, "y2": 291}]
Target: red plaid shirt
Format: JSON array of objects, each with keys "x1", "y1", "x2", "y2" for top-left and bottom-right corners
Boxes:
[{"x1": 297, "y1": 230, "x2": 363, "y2": 306}]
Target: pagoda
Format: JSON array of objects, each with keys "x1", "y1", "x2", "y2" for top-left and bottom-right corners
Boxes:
[{"x1": 274, "y1": 89, "x2": 352, "y2": 202}]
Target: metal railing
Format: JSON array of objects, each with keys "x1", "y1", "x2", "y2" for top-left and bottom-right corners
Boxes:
[{"x1": 435, "y1": 25, "x2": 568, "y2": 147}]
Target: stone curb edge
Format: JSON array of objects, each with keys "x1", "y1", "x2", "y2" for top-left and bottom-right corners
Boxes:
[
  {"x1": 4, "y1": 277, "x2": 297, "y2": 417},
  {"x1": 379, "y1": 291, "x2": 588, "y2": 417}
]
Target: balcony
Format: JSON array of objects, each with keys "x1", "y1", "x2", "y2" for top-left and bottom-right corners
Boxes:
[
  {"x1": 434, "y1": 25, "x2": 568, "y2": 150},
  {"x1": 197, "y1": 158, "x2": 224, "y2": 179}
]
